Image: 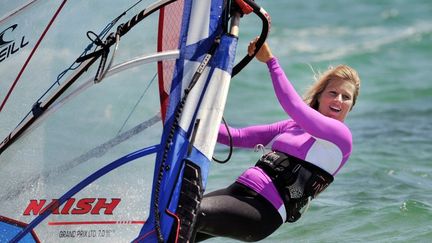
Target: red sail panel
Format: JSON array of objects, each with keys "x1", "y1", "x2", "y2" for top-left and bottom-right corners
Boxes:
[{"x1": 157, "y1": 0, "x2": 184, "y2": 123}]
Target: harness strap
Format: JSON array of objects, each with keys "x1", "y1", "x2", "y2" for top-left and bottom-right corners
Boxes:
[{"x1": 255, "y1": 151, "x2": 334, "y2": 222}]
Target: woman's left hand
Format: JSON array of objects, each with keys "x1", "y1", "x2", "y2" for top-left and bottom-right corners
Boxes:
[{"x1": 247, "y1": 37, "x2": 273, "y2": 63}]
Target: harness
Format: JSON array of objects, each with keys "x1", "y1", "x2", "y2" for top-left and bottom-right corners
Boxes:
[{"x1": 255, "y1": 151, "x2": 334, "y2": 222}]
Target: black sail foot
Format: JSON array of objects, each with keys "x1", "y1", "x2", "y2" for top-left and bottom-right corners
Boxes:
[{"x1": 168, "y1": 161, "x2": 203, "y2": 243}]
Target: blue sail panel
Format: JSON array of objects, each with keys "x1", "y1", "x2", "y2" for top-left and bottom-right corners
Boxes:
[{"x1": 137, "y1": 0, "x2": 238, "y2": 241}]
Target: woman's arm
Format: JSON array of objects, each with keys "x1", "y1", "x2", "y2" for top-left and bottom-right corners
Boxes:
[
  {"x1": 267, "y1": 57, "x2": 351, "y2": 149},
  {"x1": 218, "y1": 121, "x2": 287, "y2": 148}
]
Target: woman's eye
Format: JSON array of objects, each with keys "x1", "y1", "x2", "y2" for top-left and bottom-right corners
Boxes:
[{"x1": 343, "y1": 95, "x2": 351, "y2": 100}]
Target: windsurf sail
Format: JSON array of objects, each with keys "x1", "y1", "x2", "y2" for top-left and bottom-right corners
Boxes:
[{"x1": 0, "y1": 0, "x2": 270, "y2": 242}]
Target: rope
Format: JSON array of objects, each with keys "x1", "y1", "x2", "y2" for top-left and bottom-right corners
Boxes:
[
  {"x1": 212, "y1": 117, "x2": 233, "y2": 163},
  {"x1": 117, "y1": 73, "x2": 158, "y2": 135}
]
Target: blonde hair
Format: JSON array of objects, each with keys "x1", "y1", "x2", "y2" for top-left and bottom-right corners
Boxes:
[{"x1": 304, "y1": 65, "x2": 361, "y2": 110}]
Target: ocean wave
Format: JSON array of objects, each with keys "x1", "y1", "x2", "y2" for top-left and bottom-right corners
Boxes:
[
  {"x1": 400, "y1": 199, "x2": 432, "y2": 214},
  {"x1": 314, "y1": 21, "x2": 432, "y2": 61},
  {"x1": 271, "y1": 20, "x2": 432, "y2": 62}
]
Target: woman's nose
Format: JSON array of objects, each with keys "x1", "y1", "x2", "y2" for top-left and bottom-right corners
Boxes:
[{"x1": 334, "y1": 94, "x2": 343, "y2": 102}]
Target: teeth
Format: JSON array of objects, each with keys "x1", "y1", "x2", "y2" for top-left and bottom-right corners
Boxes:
[{"x1": 330, "y1": 106, "x2": 341, "y2": 112}]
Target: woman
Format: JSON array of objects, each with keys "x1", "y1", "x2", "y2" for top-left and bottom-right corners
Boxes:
[{"x1": 192, "y1": 38, "x2": 361, "y2": 242}]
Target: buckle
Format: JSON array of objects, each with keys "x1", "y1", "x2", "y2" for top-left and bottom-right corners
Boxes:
[{"x1": 261, "y1": 151, "x2": 280, "y2": 164}]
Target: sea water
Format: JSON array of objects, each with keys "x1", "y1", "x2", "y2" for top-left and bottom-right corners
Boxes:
[{"x1": 207, "y1": 0, "x2": 432, "y2": 242}]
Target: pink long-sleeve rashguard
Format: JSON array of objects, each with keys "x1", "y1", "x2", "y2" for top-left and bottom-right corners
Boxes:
[{"x1": 217, "y1": 57, "x2": 353, "y2": 221}]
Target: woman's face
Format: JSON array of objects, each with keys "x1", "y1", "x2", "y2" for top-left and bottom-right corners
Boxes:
[{"x1": 317, "y1": 79, "x2": 356, "y2": 122}]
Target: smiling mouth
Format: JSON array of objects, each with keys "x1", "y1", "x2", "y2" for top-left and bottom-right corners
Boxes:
[{"x1": 330, "y1": 106, "x2": 341, "y2": 112}]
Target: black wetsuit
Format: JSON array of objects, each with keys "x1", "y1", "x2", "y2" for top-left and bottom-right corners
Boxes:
[{"x1": 193, "y1": 182, "x2": 282, "y2": 242}]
